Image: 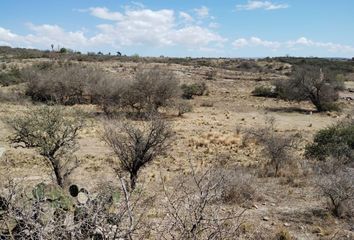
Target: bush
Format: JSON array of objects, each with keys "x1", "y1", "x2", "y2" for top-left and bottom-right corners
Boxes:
[
  {"x1": 318, "y1": 170, "x2": 354, "y2": 217},
  {"x1": 244, "y1": 117, "x2": 301, "y2": 177},
  {"x1": 175, "y1": 100, "x2": 193, "y2": 116},
  {"x1": 25, "y1": 63, "x2": 108, "y2": 105},
  {"x1": 305, "y1": 121, "x2": 354, "y2": 162},
  {"x1": 252, "y1": 85, "x2": 278, "y2": 98},
  {"x1": 0, "y1": 66, "x2": 23, "y2": 86},
  {"x1": 181, "y1": 82, "x2": 207, "y2": 99},
  {"x1": 218, "y1": 168, "x2": 257, "y2": 206},
  {"x1": 124, "y1": 66, "x2": 180, "y2": 112},
  {"x1": 275, "y1": 66, "x2": 340, "y2": 112}
]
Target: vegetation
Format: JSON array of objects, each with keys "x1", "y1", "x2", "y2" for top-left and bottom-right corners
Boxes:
[
  {"x1": 7, "y1": 106, "x2": 84, "y2": 187},
  {"x1": 252, "y1": 85, "x2": 278, "y2": 98},
  {"x1": 305, "y1": 120, "x2": 354, "y2": 162},
  {"x1": 276, "y1": 65, "x2": 341, "y2": 111},
  {"x1": 245, "y1": 118, "x2": 301, "y2": 177},
  {"x1": 103, "y1": 116, "x2": 172, "y2": 190},
  {"x1": 181, "y1": 82, "x2": 207, "y2": 99}
]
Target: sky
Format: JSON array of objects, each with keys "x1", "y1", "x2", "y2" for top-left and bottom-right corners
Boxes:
[{"x1": 0, "y1": 0, "x2": 354, "y2": 58}]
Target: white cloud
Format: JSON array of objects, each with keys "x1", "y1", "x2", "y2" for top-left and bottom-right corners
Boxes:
[
  {"x1": 232, "y1": 36, "x2": 354, "y2": 53},
  {"x1": 179, "y1": 11, "x2": 194, "y2": 22},
  {"x1": 88, "y1": 7, "x2": 123, "y2": 21},
  {"x1": 0, "y1": 6, "x2": 226, "y2": 52},
  {"x1": 236, "y1": 1, "x2": 289, "y2": 11},
  {"x1": 194, "y1": 6, "x2": 209, "y2": 18}
]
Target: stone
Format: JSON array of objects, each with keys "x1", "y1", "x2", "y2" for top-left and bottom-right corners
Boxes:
[{"x1": 262, "y1": 216, "x2": 270, "y2": 221}]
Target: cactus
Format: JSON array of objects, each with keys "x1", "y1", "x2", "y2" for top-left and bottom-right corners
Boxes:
[{"x1": 32, "y1": 182, "x2": 46, "y2": 201}]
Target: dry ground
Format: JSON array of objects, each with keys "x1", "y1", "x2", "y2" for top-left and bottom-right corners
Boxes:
[{"x1": 0, "y1": 58, "x2": 353, "y2": 239}]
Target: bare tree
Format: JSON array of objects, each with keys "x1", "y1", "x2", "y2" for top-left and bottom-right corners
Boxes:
[
  {"x1": 244, "y1": 117, "x2": 301, "y2": 177},
  {"x1": 103, "y1": 116, "x2": 173, "y2": 190},
  {"x1": 277, "y1": 66, "x2": 340, "y2": 111},
  {"x1": 158, "y1": 162, "x2": 246, "y2": 239},
  {"x1": 7, "y1": 106, "x2": 84, "y2": 187}
]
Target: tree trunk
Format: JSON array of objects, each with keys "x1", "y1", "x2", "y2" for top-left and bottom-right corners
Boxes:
[
  {"x1": 49, "y1": 157, "x2": 64, "y2": 187},
  {"x1": 130, "y1": 172, "x2": 137, "y2": 191}
]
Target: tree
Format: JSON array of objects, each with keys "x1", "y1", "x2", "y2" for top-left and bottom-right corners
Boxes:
[
  {"x1": 277, "y1": 66, "x2": 340, "y2": 111},
  {"x1": 7, "y1": 106, "x2": 84, "y2": 187},
  {"x1": 103, "y1": 116, "x2": 172, "y2": 190}
]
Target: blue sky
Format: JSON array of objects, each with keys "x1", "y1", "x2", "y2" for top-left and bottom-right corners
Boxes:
[{"x1": 0, "y1": 0, "x2": 354, "y2": 57}]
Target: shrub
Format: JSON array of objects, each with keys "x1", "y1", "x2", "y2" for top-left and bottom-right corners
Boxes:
[
  {"x1": 103, "y1": 116, "x2": 172, "y2": 190},
  {"x1": 218, "y1": 168, "x2": 257, "y2": 206},
  {"x1": 181, "y1": 82, "x2": 207, "y2": 99},
  {"x1": 275, "y1": 66, "x2": 340, "y2": 112},
  {"x1": 7, "y1": 106, "x2": 84, "y2": 187},
  {"x1": 123, "y1": 66, "x2": 180, "y2": 112},
  {"x1": 244, "y1": 117, "x2": 301, "y2": 177},
  {"x1": 318, "y1": 170, "x2": 354, "y2": 217},
  {"x1": 252, "y1": 85, "x2": 278, "y2": 98},
  {"x1": 90, "y1": 75, "x2": 127, "y2": 115},
  {"x1": 25, "y1": 63, "x2": 107, "y2": 105},
  {"x1": 0, "y1": 66, "x2": 23, "y2": 86},
  {"x1": 305, "y1": 121, "x2": 354, "y2": 162},
  {"x1": 175, "y1": 100, "x2": 193, "y2": 116}
]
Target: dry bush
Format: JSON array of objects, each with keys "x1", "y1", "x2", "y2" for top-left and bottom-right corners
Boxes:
[
  {"x1": 218, "y1": 168, "x2": 257, "y2": 206},
  {"x1": 275, "y1": 66, "x2": 340, "y2": 112},
  {"x1": 103, "y1": 116, "x2": 173, "y2": 190},
  {"x1": 175, "y1": 100, "x2": 193, "y2": 116},
  {"x1": 317, "y1": 170, "x2": 354, "y2": 218},
  {"x1": 24, "y1": 63, "x2": 107, "y2": 105},
  {"x1": 90, "y1": 75, "x2": 128, "y2": 115},
  {"x1": 123, "y1": 66, "x2": 180, "y2": 112},
  {"x1": 7, "y1": 106, "x2": 84, "y2": 187},
  {"x1": 158, "y1": 163, "x2": 247, "y2": 239},
  {"x1": 244, "y1": 118, "x2": 301, "y2": 177}
]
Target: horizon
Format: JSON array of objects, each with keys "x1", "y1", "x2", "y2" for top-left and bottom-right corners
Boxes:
[{"x1": 1, "y1": 1, "x2": 354, "y2": 58}]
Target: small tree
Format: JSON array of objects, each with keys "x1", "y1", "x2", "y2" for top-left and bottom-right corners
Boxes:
[
  {"x1": 7, "y1": 106, "x2": 84, "y2": 187},
  {"x1": 103, "y1": 116, "x2": 172, "y2": 190},
  {"x1": 277, "y1": 66, "x2": 340, "y2": 111}
]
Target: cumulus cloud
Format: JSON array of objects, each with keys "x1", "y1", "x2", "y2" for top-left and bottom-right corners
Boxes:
[
  {"x1": 232, "y1": 36, "x2": 354, "y2": 53},
  {"x1": 0, "y1": 6, "x2": 226, "y2": 52},
  {"x1": 194, "y1": 6, "x2": 209, "y2": 18},
  {"x1": 88, "y1": 7, "x2": 123, "y2": 21},
  {"x1": 236, "y1": 1, "x2": 289, "y2": 11}
]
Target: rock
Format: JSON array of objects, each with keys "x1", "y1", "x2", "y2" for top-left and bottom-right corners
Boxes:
[
  {"x1": 0, "y1": 147, "x2": 5, "y2": 158},
  {"x1": 262, "y1": 216, "x2": 270, "y2": 221},
  {"x1": 252, "y1": 204, "x2": 258, "y2": 209},
  {"x1": 270, "y1": 203, "x2": 276, "y2": 206},
  {"x1": 284, "y1": 223, "x2": 291, "y2": 227}
]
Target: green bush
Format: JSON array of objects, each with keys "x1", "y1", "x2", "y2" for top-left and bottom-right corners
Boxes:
[
  {"x1": 181, "y1": 82, "x2": 207, "y2": 99},
  {"x1": 305, "y1": 121, "x2": 354, "y2": 161},
  {"x1": 252, "y1": 85, "x2": 278, "y2": 98}
]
